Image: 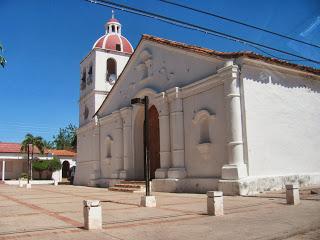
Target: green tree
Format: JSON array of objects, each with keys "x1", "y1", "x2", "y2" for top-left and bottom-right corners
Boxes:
[
  {"x1": 53, "y1": 124, "x2": 77, "y2": 150},
  {"x1": 43, "y1": 139, "x2": 54, "y2": 149},
  {"x1": 0, "y1": 43, "x2": 6, "y2": 68},
  {"x1": 48, "y1": 156, "x2": 62, "y2": 172},
  {"x1": 21, "y1": 134, "x2": 45, "y2": 156}
]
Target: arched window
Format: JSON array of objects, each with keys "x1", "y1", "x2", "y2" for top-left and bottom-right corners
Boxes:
[
  {"x1": 105, "y1": 136, "x2": 113, "y2": 159},
  {"x1": 111, "y1": 25, "x2": 115, "y2": 32},
  {"x1": 106, "y1": 58, "x2": 117, "y2": 84},
  {"x1": 199, "y1": 118, "x2": 210, "y2": 144}
]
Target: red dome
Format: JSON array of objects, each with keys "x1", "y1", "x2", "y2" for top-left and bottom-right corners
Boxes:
[
  {"x1": 108, "y1": 18, "x2": 119, "y2": 23},
  {"x1": 93, "y1": 34, "x2": 134, "y2": 54}
]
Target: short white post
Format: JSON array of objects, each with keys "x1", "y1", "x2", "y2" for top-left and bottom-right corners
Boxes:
[
  {"x1": 207, "y1": 191, "x2": 224, "y2": 216},
  {"x1": 2, "y1": 161, "x2": 5, "y2": 181},
  {"x1": 19, "y1": 179, "x2": 24, "y2": 188},
  {"x1": 54, "y1": 179, "x2": 58, "y2": 186},
  {"x1": 83, "y1": 200, "x2": 102, "y2": 230},
  {"x1": 285, "y1": 184, "x2": 300, "y2": 205},
  {"x1": 26, "y1": 183, "x2": 32, "y2": 189},
  {"x1": 140, "y1": 195, "x2": 157, "y2": 207}
]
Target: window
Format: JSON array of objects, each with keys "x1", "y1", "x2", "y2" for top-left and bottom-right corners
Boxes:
[
  {"x1": 112, "y1": 25, "x2": 115, "y2": 32},
  {"x1": 87, "y1": 65, "x2": 93, "y2": 84},
  {"x1": 116, "y1": 44, "x2": 121, "y2": 51},
  {"x1": 106, "y1": 58, "x2": 117, "y2": 83},
  {"x1": 199, "y1": 118, "x2": 210, "y2": 144},
  {"x1": 81, "y1": 69, "x2": 86, "y2": 90}
]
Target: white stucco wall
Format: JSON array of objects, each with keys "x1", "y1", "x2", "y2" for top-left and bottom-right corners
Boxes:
[
  {"x1": 98, "y1": 41, "x2": 223, "y2": 117},
  {"x1": 183, "y1": 84, "x2": 227, "y2": 178},
  {"x1": 74, "y1": 124, "x2": 99, "y2": 185},
  {"x1": 242, "y1": 63, "x2": 320, "y2": 176}
]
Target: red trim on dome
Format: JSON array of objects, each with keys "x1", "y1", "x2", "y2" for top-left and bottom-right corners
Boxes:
[{"x1": 108, "y1": 18, "x2": 119, "y2": 23}]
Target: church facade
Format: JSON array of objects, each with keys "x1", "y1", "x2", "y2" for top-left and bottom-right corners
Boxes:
[{"x1": 74, "y1": 15, "x2": 320, "y2": 195}]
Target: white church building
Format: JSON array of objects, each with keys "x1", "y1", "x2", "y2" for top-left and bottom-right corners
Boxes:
[{"x1": 74, "y1": 14, "x2": 320, "y2": 195}]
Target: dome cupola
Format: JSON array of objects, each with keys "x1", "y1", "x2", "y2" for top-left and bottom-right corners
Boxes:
[{"x1": 93, "y1": 10, "x2": 133, "y2": 54}]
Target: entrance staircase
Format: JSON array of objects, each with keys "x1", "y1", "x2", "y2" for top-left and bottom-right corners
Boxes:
[{"x1": 109, "y1": 180, "x2": 146, "y2": 193}]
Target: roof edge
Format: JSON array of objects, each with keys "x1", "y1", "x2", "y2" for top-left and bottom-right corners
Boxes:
[{"x1": 141, "y1": 34, "x2": 320, "y2": 76}]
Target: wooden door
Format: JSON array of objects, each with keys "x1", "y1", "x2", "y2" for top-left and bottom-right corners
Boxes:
[{"x1": 148, "y1": 105, "x2": 160, "y2": 179}]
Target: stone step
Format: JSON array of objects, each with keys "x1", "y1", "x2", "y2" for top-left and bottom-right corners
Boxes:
[
  {"x1": 120, "y1": 180, "x2": 146, "y2": 185},
  {"x1": 109, "y1": 187, "x2": 145, "y2": 193},
  {"x1": 114, "y1": 183, "x2": 146, "y2": 189}
]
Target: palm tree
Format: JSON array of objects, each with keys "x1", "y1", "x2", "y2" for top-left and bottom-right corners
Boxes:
[
  {"x1": 0, "y1": 43, "x2": 6, "y2": 68},
  {"x1": 21, "y1": 134, "x2": 45, "y2": 180}
]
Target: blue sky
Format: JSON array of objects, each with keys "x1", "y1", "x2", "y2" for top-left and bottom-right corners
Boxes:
[{"x1": 1, "y1": 0, "x2": 319, "y2": 143}]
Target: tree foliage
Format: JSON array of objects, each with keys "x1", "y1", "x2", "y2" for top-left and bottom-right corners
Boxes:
[
  {"x1": 21, "y1": 133, "x2": 45, "y2": 155},
  {"x1": 43, "y1": 139, "x2": 54, "y2": 149},
  {"x1": 32, "y1": 160, "x2": 49, "y2": 179},
  {"x1": 48, "y1": 156, "x2": 62, "y2": 172},
  {"x1": 0, "y1": 43, "x2": 6, "y2": 68},
  {"x1": 32, "y1": 157, "x2": 61, "y2": 179},
  {"x1": 53, "y1": 124, "x2": 77, "y2": 150}
]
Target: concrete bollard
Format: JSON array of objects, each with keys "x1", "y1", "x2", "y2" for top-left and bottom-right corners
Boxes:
[
  {"x1": 26, "y1": 183, "x2": 32, "y2": 189},
  {"x1": 54, "y1": 180, "x2": 58, "y2": 186},
  {"x1": 207, "y1": 191, "x2": 224, "y2": 216},
  {"x1": 140, "y1": 195, "x2": 156, "y2": 207},
  {"x1": 18, "y1": 179, "x2": 24, "y2": 188},
  {"x1": 285, "y1": 184, "x2": 300, "y2": 205},
  {"x1": 83, "y1": 200, "x2": 102, "y2": 230}
]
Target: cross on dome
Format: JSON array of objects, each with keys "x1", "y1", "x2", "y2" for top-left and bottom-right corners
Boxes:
[{"x1": 92, "y1": 11, "x2": 134, "y2": 54}]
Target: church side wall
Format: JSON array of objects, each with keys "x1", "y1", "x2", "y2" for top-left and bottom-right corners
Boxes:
[
  {"x1": 74, "y1": 124, "x2": 99, "y2": 186},
  {"x1": 242, "y1": 64, "x2": 320, "y2": 179},
  {"x1": 183, "y1": 84, "x2": 227, "y2": 178}
]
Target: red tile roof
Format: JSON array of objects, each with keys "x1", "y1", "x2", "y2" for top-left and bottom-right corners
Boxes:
[
  {"x1": 46, "y1": 149, "x2": 76, "y2": 157},
  {"x1": 0, "y1": 142, "x2": 23, "y2": 153},
  {"x1": 0, "y1": 142, "x2": 76, "y2": 157}
]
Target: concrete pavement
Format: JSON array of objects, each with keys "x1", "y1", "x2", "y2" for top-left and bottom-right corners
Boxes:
[{"x1": 0, "y1": 183, "x2": 319, "y2": 240}]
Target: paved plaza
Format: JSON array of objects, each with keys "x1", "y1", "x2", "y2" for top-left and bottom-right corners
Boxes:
[{"x1": 0, "y1": 183, "x2": 319, "y2": 240}]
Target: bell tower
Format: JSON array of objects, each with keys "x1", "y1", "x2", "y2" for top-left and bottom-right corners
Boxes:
[{"x1": 79, "y1": 11, "x2": 134, "y2": 126}]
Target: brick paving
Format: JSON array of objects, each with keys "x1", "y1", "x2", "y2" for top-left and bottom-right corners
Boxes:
[{"x1": 0, "y1": 184, "x2": 319, "y2": 240}]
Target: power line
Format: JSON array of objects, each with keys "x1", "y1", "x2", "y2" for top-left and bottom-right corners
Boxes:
[
  {"x1": 160, "y1": 0, "x2": 320, "y2": 50},
  {"x1": 85, "y1": 0, "x2": 320, "y2": 65}
]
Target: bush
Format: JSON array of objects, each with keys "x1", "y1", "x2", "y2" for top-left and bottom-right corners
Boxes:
[
  {"x1": 48, "y1": 156, "x2": 62, "y2": 172},
  {"x1": 20, "y1": 172, "x2": 28, "y2": 180},
  {"x1": 32, "y1": 160, "x2": 49, "y2": 179},
  {"x1": 32, "y1": 160, "x2": 49, "y2": 172}
]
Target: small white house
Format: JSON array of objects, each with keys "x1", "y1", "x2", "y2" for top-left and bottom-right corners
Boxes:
[
  {"x1": 0, "y1": 142, "x2": 76, "y2": 182},
  {"x1": 74, "y1": 14, "x2": 320, "y2": 195}
]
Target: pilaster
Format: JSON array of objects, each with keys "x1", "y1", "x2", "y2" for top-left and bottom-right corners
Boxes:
[
  {"x1": 219, "y1": 62, "x2": 247, "y2": 180},
  {"x1": 155, "y1": 92, "x2": 171, "y2": 179},
  {"x1": 111, "y1": 111, "x2": 124, "y2": 179},
  {"x1": 120, "y1": 107, "x2": 133, "y2": 179},
  {"x1": 167, "y1": 87, "x2": 186, "y2": 179}
]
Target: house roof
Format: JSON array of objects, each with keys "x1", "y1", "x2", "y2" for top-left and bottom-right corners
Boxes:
[
  {"x1": 0, "y1": 142, "x2": 24, "y2": 153},
  {"x1": 94, "y1": 34, "x2": 319, "y2": 118},
  {"x1": 0, "y1": 142, "x2": 76, "y2": 157},
  {"x1": 46, "y1": 149, "x2": 76, "y2": 157}
]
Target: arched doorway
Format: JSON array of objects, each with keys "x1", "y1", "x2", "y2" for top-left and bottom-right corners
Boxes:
[
  {"x1": 148, "y1": 105, "x2": 160, "y2": 179},
  {"x1": 62, "y1": 161, "x2": 70, "y2": 178}
]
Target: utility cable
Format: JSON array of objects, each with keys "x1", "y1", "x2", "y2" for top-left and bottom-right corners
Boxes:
[
  {"x1": 160, "y1": 0, "x2": 320, "y2": 49},
  {"x1": 85, "y1": 0, "x2": 320, "y2": 65}
]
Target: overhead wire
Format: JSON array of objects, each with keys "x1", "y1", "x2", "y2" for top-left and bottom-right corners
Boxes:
[
  {"x1": 85, "y1": 0, "x2": 320, "y2": 65},
  {"x1": 159, "y1": 0, "x2": 320, "y2": 50}
]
